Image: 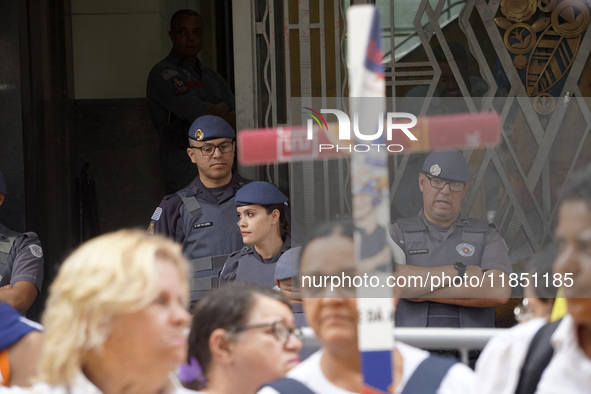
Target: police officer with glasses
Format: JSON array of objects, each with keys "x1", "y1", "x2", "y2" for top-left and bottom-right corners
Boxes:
[
  {"x1": 148, "y1": 116, "x2": 251, "y2": 304},
  {"x1": 389, "y1": 150, "x2": 511, "y2": 330}
]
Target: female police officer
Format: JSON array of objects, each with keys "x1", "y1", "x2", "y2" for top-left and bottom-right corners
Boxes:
[{"x1": 219, "y1": 181, "x2": 291, "y2": 287}]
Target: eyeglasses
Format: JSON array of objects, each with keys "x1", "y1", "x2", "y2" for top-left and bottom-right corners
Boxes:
[
  {"x1": 189, "y1": 141, "x2": 234, "y2": 156},
  {"x1": 423, "y1": 173, "x2": 467, "y2": 192},
  {"x1": 227, "y1": 320, "x2": 302, "y2": 345}
]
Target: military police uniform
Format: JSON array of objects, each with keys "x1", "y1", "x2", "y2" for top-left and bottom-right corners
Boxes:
[
  {"x1": 218, "y1": 181, "x2": 291, "y2": 288},
  {"x1": 390, "y1": 211, "x2": 511, "y2": 327},
  {"x1": 147, "y1": 50, "x2": 236, "y2": 193},
  {"x1": 148, "y1": 116, "x2": 249, "y2": 302},
  {"x1": 389, "y1": 150, "x2": 511, "y2": 328},
  {"x1": 150, "y1": 173, "x2": 250, "y2": 300},
  {"x1": 0, "y1": 173, "x2": 44, "y2": 302},
  {"x1": 0, "y1": 223, "x2": 44, "y2": 299}
]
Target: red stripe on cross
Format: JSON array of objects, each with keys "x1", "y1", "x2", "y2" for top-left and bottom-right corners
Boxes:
[{"x1": 237, "y1": 111, "x2": 501, "y2": 165}]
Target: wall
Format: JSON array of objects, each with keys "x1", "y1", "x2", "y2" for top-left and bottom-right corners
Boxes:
[
  {"x1": 71, "y1": 0, "x2": 165, "y2": 99},
  {"x1": 72, "y1": 99, "x2": 165, "y2": 234},
  {"x1": 71, "y1": 0, "x2": 216, "y2": 99}
]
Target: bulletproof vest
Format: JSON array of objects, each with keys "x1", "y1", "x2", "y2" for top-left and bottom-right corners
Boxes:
[
  {"x1": 234, "y1": 246, "x2": 284, "y2": 288},
  {"x1": 0, "y1": 228, "x2": 19, "y2": 287},
  {"x1": 177, "y1": 189, "x2": 244, "y2": 301},
  {"x1": 395, "y1": 216, "x2": 495, "y2": 328}
]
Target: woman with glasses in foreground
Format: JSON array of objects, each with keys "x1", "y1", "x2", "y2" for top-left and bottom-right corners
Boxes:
[
  {"x1": 2, "y1": 229, "x2": 192, "y2": 393},
  {"x1": 187, "y1": 282, "x2": 302, "y2": 394}
]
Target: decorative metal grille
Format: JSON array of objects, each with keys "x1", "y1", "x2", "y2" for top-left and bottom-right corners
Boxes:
[{"x1": 239, "y1": 0, "x2": 591, "y2": 262}]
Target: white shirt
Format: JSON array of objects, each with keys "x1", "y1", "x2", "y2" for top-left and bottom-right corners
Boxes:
[
  {"x1": 0, "y1": 372, "x2": 196, "y2": 393},
  {"x1": 258, "y1": 342, "x2": 474, "y2": 394},
  {"x1": 475, "y1": 314, "x2": 591, "y2": 394}
]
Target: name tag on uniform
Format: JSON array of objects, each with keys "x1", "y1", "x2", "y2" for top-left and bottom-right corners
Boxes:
[
  {"x1": 193, "y1": 222, "x2": 213, "y2": 229},
  {"x1": 408, "y1": 249, "x2": 428, "y2": 255}
]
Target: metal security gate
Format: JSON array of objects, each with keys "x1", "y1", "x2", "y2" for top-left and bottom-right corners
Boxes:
[{"x1": 233, "y1": 0, "x2": 591, "y2": 262}]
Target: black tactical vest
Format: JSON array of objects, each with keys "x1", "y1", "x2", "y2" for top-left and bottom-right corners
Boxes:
[
  {"x1": 177, "y1": 189, "x2": 244, "y2": 301},
  {"x1": 234, "y1": 244, "x2": 289, "y2": 288}
]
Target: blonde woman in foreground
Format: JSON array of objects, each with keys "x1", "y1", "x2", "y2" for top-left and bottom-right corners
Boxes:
[{"x1": 2, "y1": 229, "x2": 194, "y2": 394}]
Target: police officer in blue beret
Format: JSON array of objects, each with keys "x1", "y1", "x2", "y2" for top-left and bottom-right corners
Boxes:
[
  {"x1": 219, "y1": 181, "x2": 291, "y2": 288},
  {"x1": 147, "y1": 116, "x2": 251, "y2": 303},
  {"x1": 389, "y1": 150, "x2": 511, "y2": 332},
  {"x1": 0, "y1": 171, "x2": 44, "y2": 315}
]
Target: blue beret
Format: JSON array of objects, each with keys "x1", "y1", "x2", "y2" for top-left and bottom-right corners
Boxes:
[
  {"x1": 188, "y1": 115, "x2": 235, "y2": 141},
  {"x1": 423, "y1": 150, "x2": 471, "y2": 182},
  {"x1": 274, "y1": 247, "x2": 301, "y2": 280},
  {"x1": 0, "y1": 171, "x2": 7, "y2": 196},
  {"x1": 235, "y1": 181, "x2": 288, "y2": 207}
]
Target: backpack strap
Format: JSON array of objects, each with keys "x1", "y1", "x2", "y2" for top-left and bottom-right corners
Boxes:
[
  {"x1": 514, "y1": 319, "x2": 562, "y2": 394},
  {"x1": 259, "y1": 377, "x2": 316, "y2": 394},
  {"x1": 400, "y1": 355, "x2": 457, "y2": 394}
]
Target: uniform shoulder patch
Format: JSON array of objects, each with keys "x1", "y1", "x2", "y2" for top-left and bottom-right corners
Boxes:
[
  {"x1": 29, "y1": 244, "x2": 43, "y2": 258},
  {"x1": 160, "y1": 69, "x2": 179, "y2": 80},
  {"x1": 173, "y1": 78, "x2": 189, "y2": 93},
  {"x1": 151, "y1": 207, "x2": 163, "y2": 221}
]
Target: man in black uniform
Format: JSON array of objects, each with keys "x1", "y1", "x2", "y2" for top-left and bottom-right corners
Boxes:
[
  {"x1": 390, "y1": 151, "x2": 511, "y2": 329},
  {"x1": 147, "y1": 9, "x2": 236, "y2": 193},
  {"x1": 148, "y1": 116, "x2": 250, "y2": 303},
  {"x1": 0, "y1": 172, "x2": 44, "y2": 315}
]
